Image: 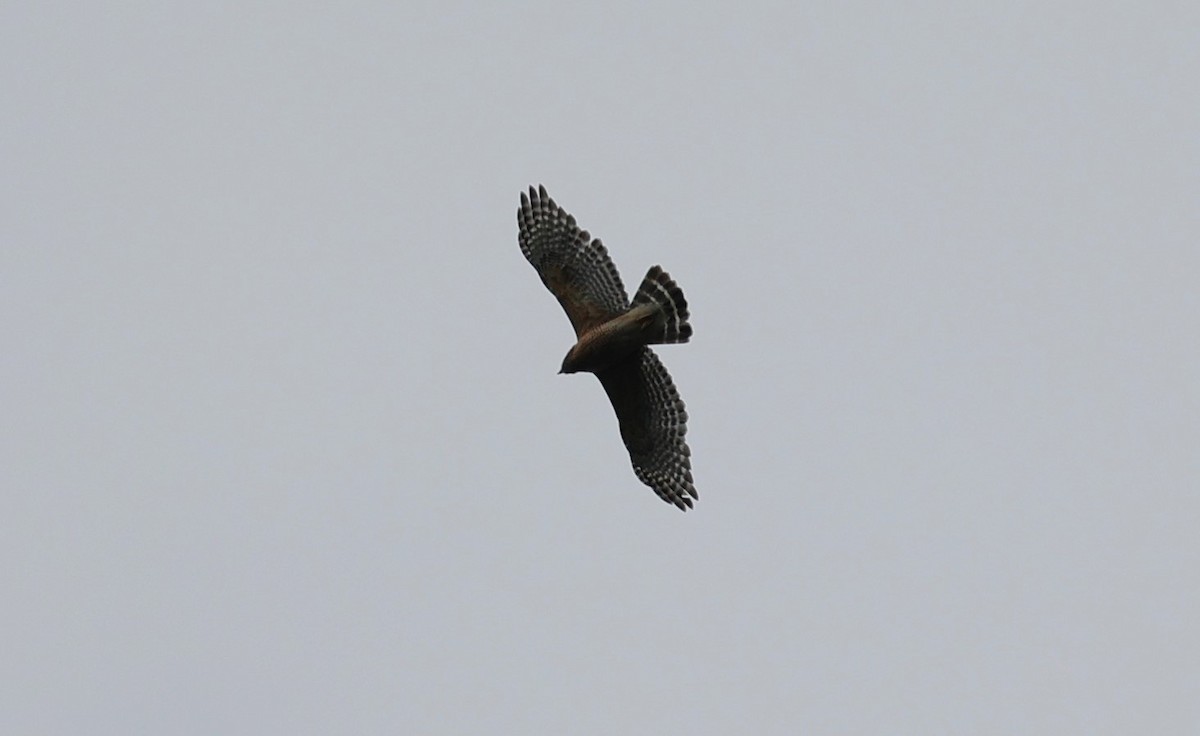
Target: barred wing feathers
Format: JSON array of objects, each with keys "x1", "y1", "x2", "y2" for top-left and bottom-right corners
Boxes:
[
  {"x1": 596, "y1": 347, "x2": 697, "y2": 511},
  {"x1": 517, "y1": 185, "x2": 629, "y2": 337}
]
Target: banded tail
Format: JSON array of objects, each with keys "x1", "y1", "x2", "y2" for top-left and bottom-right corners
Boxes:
[{"x1": 631, "y1": 265, "x2": 692, "y2": 344}]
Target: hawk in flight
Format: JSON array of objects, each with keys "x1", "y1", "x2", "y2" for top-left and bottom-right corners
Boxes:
[{"x1": 517, "y1": 185, "x2": 698, "y2": 510}]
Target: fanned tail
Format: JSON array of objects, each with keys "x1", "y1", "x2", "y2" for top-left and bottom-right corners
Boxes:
[{"x1": 630, "y1": 266, "x2": 692, "y2": 344}]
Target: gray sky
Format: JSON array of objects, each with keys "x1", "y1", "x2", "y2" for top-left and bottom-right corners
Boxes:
[{"x1": 3, "y1": 3, "x2": 1197, "y2": 733}]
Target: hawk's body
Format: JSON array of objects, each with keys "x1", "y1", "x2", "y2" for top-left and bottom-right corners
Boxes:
[{"x1": 517, "y1": 185, "x2": 698, "y2": 510}]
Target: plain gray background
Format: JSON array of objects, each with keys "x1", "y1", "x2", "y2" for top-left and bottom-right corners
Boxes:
[{"x1": 3, "y1": 3, "x2": 1197, "y2": 733}]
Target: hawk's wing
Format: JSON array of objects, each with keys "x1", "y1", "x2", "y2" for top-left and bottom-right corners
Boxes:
[
  {"x1": 518, "y1": 185, "x2": 629, "y2": 336},
  {"x1": 596, "y1": 347, "x2": 697, "y2": 510}
]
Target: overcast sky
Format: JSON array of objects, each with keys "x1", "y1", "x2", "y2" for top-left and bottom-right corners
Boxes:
[{"x1": 3, "y1": 3, "x2": 1198, "y2": 734}]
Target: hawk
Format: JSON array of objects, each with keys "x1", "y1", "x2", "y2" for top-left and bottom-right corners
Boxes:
[{"x1": 517, "y1": 185, "x2": 698, "y2": 511}]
